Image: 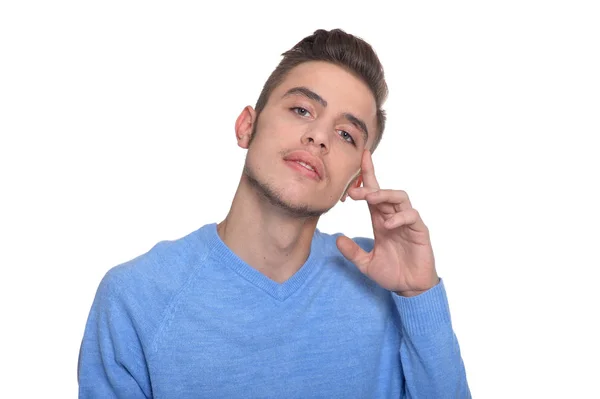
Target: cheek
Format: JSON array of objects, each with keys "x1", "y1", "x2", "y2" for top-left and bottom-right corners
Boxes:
[
  {"x1": 328, "y1": 165, "x2": 361, "y2": 195},
  {"x1": 327, "y1": 150, "x2": 361, "y2": 182},
  {"x1": 255, "y1": 121, "x2": 294, "y2": 148},
  {"x1": 342, "y1": 169, "x2": 361, "y2": 191}
]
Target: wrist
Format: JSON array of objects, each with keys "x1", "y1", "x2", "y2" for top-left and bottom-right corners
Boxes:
[{"x1": 394, "y1": 276, "x2": 440, "y2": 297}]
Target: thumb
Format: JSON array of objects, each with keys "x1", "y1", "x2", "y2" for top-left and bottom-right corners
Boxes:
[{"x1": 336, "y1": 236, "x2": 371, "y2": 274}]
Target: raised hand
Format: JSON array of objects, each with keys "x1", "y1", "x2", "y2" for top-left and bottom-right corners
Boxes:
[{"x1": 336, "y1": 150, "x2": 439, "y2": 297}]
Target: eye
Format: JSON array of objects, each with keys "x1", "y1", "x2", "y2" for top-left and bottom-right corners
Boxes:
[
  {"x1": 291, "y1": 107, "x2": 312, "y2": 117},
  {"x1": 338, "y1": 130, "x2": 356, "y2": 146}
]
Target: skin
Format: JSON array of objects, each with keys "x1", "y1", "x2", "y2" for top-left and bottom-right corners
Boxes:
[{"x1": 217, "y1": 61, "x2": 439, "y2": 296}]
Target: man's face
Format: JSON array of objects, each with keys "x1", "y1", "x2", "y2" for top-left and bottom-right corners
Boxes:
[{"x1": 239, "y1": 61, "x2": 378, "y2": 218}]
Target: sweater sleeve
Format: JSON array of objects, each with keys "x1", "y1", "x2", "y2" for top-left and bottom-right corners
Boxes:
[
  {"x1": 78, "y1": 272, "x2": 152, "y2": 399},
  {"x1": 392, "y1": 279, "x2": 471, "y2": 398}
]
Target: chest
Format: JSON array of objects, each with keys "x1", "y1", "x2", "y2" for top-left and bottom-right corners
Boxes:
[{"x1": 147, "y1": 287, "x2": 401, "y2": 398}]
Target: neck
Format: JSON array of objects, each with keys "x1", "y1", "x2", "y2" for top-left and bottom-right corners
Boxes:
[{"x1": 217, "y1": 176, "x2": 319, "y2": 283}]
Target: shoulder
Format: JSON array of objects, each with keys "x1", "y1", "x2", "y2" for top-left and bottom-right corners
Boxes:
[
  {"x1": 97, "y1": 223, "x2": 215, "y2": 305},
  {"x1": 313, "y1": 228, "x2": 376, "y2": 282},
  {"x1": 313, "y1": 228, "x2": 394, "y2": 310},
  {"x1": 88, "y1": 224, "x2": 218, "y2": 345}
]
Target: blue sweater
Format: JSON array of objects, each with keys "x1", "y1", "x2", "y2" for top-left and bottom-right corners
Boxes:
[{"x1": 78, "y1": 223, "x2": 470, "y2": 398}]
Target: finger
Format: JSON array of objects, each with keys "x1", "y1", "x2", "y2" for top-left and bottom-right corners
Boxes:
[
  {"x1": 347, "y1": 186, "x2": 379, "y2": 200},
  {"x1": 383, "y1": 208, "x2": 428, "y2": 232},
  {"x1": 347, "y1": 187, "x2": 396, "y2": 214},
  {"x1": 335, "y1": 235, "x2": 371, "y2": 274},
  {"x1": 360, "y1": 150, "x2": 380, "y2": 189},
  {"x1": 365, "y1": 189, "x2": 412, "y2": 211}
]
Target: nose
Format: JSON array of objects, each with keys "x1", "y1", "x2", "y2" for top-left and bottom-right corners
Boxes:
[{"x1": 301, "y1": 124, "x2": 330, "y2": 154}]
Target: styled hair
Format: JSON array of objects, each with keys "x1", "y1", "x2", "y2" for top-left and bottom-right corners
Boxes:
[{"x1": 253, "y1": 28, "x2": 388, "y2": 151}]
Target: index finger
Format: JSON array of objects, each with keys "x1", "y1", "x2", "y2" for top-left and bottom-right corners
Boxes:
[{"x1": 360, "y1": 149, "x2": 380, "y2": 189}]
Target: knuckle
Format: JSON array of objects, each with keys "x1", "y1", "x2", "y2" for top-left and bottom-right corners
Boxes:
[{"x1": 391, "y1": 189, "x2": 408, "y2": 201}]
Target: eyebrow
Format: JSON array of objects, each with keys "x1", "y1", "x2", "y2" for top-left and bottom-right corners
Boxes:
[
  {"x1": 282, "y1": 86, "x2": 369, "y2": 144},
  {"x1": 282, "y1": 86, "x2": 327, "y2": 107}
]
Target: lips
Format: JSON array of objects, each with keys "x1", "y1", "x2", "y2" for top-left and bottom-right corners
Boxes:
[{"x1": 283, "y1": 150, "x2": 325, "y2": 181}]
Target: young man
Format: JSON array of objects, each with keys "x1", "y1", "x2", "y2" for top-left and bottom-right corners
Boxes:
[{"x1": 78, "y1": 29, "x2": 471, "y2": 398}]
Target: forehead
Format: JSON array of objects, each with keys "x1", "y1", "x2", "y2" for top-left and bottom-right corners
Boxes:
[{"x1": 272, "y1": 62, "x2": 377, "y2": 134}]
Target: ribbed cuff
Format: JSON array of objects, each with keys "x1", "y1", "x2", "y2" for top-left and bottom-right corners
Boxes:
[{"x1": 392, "y1": 278, "x2": 453, "y2": 336}]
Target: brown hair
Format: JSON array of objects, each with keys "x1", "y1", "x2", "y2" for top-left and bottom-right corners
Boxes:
[{"x1": 253, "y1": 28, "x2": 388, "y2": 151}]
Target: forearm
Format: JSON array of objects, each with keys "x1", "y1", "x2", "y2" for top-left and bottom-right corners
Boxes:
[{"x1": 393, "y1": 279, "x2": 471, "y2": 398}]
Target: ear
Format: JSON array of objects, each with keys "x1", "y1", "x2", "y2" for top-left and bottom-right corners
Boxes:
[
  {"x1": 235, "y1": 106, "x2": 257, "y2": 149},
  {"x1": 340, "y1": 171, "x2": 363, "y2": 202}
]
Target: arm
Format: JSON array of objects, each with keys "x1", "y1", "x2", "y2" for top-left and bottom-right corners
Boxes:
[
  {"x1": 78, "y1": 273, "x2": 151, "y2": 398},
  {"x1": 393, "y1": 279, "x2": 470, "y2": 398},
  {"x1": 336, "y1": 150, "x2": 471, "y2": 398}
]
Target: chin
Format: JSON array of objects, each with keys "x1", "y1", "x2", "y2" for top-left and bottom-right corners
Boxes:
[{"x1": 243, "y1": 164, "x2": 334, "y2": 218}]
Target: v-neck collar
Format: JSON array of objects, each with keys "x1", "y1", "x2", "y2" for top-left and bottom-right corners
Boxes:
[{"x1": 203, "y1": 223, "x2": 323, "y2": 301}]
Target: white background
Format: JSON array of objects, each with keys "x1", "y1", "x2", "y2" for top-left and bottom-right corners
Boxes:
[{"x1": 1, "y1": 0, "x2": 599, "y2": 397}]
